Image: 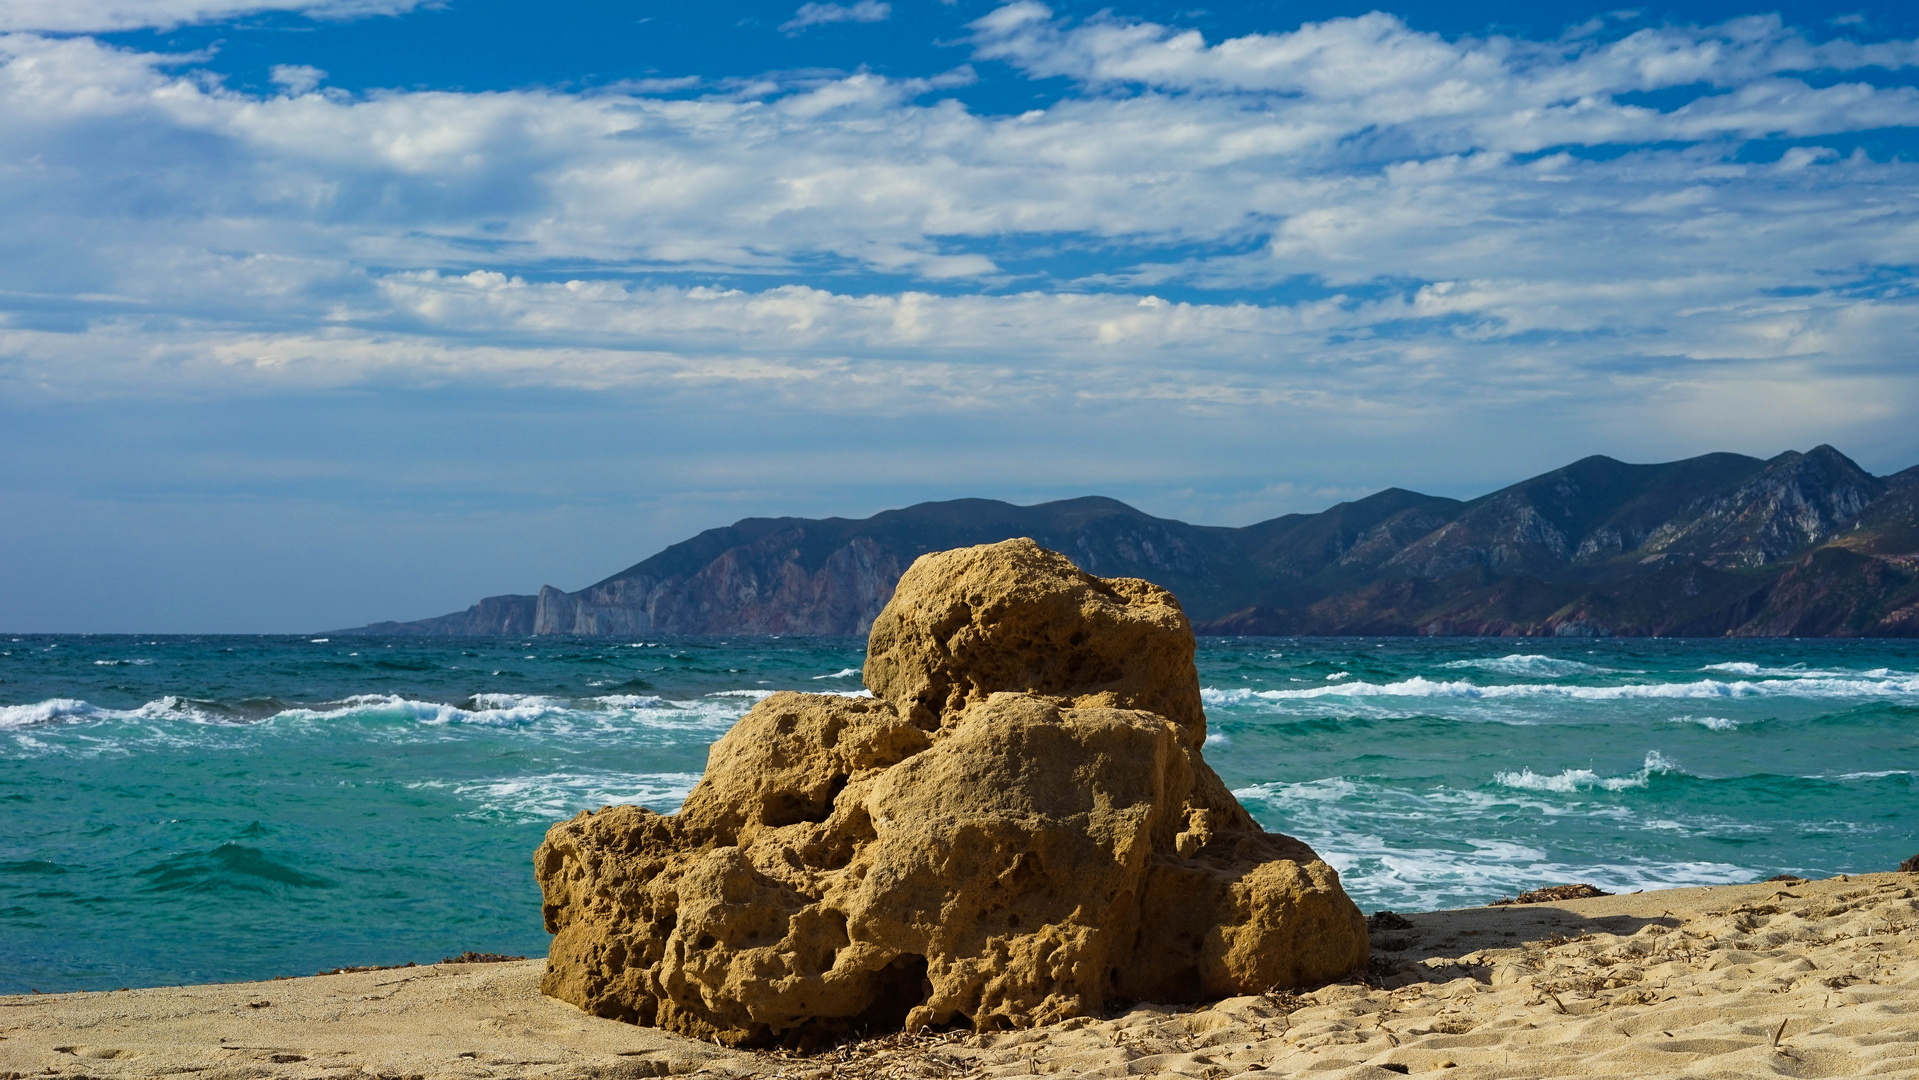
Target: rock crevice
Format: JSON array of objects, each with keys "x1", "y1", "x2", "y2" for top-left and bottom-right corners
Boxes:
[{"x1": 535, "y1": 538, "x2": 1369, "y2": 1045}]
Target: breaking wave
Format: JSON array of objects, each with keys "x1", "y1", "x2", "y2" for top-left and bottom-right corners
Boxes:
[
  {"x1": 414, "y1": 771, "x2": 705, "y2": 821},
  {"x1": 1, "y1": 691, "x2": 759, "y2": 735},
  {"x1": 1439, "y1": 654, "x2": 1613, "y2": 677},
  {"x1": 1201, "y1": 671, "x2": 1919, "y2": 705},
  {"x1": 1494, "y1": 750, "x2": 1682, "y2": 793},
  {"x1": 1669, "y1": 714, "x2": 1739, "y2": 730}
]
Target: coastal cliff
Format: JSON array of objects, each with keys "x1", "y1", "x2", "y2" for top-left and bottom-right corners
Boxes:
[{"x1": 346, "y1": 446, "x2": 1919, "y2": 638}]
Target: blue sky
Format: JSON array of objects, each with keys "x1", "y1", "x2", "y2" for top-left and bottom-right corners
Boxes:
[{"x1": 2, "y1": 0, "x2": 1917, "y2": 630}]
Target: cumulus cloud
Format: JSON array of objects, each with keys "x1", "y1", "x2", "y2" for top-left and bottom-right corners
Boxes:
[
  {"x1": 0, "y1": 0, "x2": 427, "y2": 33},
  {"x1": 0, "y1": 8, "x2": 1914, "y2": 457},
  {"x1": 780, "y1": 0, "x2": 890, "y2": 34},
  {"x1": 267, "y1": 64, "x2": 326, "y2": 94}
]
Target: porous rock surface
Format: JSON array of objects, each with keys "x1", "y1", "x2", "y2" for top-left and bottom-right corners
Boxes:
[{"x1": 534, "y1": 538, "x2": 1369, "y2": 1045}]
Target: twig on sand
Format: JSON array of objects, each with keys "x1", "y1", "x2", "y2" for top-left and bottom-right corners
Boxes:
[
  {"x1": 1373, "y1": 1014, "x2": 1400, "y2": 1047},
  {"x1": 1772, "y1": 1018, "x2": 1789, "y2": 1049}
]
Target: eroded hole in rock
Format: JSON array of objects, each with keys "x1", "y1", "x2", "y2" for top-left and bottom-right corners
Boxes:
[
  {"x1": 760, "y1": 791, "x2": 816, "y2": 828},
  {"x1": 761, "y1": 773, "x2": 851, "y2": 828},
  {"x1": 811, "y1": 909, "x2": 850, "y2": 975},
  {"x1": 922, "y1": 1011, "x2": 974, "y2": 1035},
  {"x1": 853, "y1": 953, "x2": 930, "y2": 1033},
  {"x1": 810, "y1": 809, "x2": 874, "y2": 871}
]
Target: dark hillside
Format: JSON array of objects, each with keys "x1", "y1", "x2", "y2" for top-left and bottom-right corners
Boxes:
[{"x1": 345, "y1": 446, "x2": 1919, "y2": 638}]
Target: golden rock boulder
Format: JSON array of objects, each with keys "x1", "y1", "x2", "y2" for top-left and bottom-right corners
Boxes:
[{"x1": 535, "y1": 538, "x2": 1368, "y2": 1045}]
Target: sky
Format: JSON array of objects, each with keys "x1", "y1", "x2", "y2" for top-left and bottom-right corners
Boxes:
[{"x1": 2, "y1": 0, "x2": 1917, "y2": 631}]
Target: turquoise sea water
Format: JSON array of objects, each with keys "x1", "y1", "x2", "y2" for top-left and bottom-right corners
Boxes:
[{"x1": 3, "y1": 634, "x2": 1916, "y2": 994}]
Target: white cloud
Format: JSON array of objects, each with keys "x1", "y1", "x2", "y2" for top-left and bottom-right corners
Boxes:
[
  {"x1": 268, "y1": 64, "x2": 325, "y2": 95},
  {"x1": 0, "y1": 0, "x2": 427, "y2": 33},
  {"x1": 0, "y1": 10, "x2": 1914, "y2": 459},
  {"x1": 780, "y1": 0, "x2": 890, "y2": 34}
]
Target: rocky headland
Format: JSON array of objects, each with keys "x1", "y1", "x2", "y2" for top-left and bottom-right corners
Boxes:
[
  {"x1": 346, "y1": 446, "x2": 1919, "y2": 639},
  {"x1": 532, "y1": 539, "x2": 1369, "y2": 1045}
]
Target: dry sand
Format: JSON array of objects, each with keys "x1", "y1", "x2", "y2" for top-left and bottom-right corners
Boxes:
[{"x1": 5, "y1": 871, "x2": 1916, "y2": 1080}]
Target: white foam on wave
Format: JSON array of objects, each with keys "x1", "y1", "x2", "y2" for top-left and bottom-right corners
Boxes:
[
  {"x1": 1701, "y1": 661, "x2": 1911, "y2": 679},
  {"x1": 2, "y1": 698, "x2": 106, "y2": 729},
  {"x1": 92, "y1": 659, "x2": 155, "y2": 667},
  {"x1": 1, "y1": 695, "x2": 237, "y2": 730},
  {"x1": 1495, "y1": 750, "x2": 1680, "y2": 793},
  {"x1": 706, "y1": 689, "x2": 777, "y2": 700},
  {"x1": 812, "y1": 668, "x2": 862, "y2": 679},
  {"x1": 591, "y1": 694, "x2": 669, "y2": 708},
  {"x1": 415, "y1": 771, "x2": 705, "y2": 821},
  {"x1": 1670, "y1": 714, "x2": 1739, "y2": 730},
  {"x1": 1440, "y1": 654, "x2": 1613, "y2": 677},
  {"x1": 1230, "y1": 769, "x2": 1758, "y2": 909},
  {"x1": 1234, "y1": 777, "x2": 1358, "y2": 802},
  {"x1": 468, "y1": 693, "x2": 564, "y2": 711},
  {"x1": 3, "y1": 690, "x2": 760, "y2": 743},
  {"x1": 1202, "y1": 671, "x2": 1919, "y2": 704},
  {"x1": 275, "y1": 694, "x2": 573, "y2": 727},
  {"x1": 1317, "y1": 834, "x2": 1753, "y2": 910}
]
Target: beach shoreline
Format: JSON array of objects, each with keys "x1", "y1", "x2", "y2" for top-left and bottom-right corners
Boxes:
[{"x1": 5, "y1": 871, "x2": 1915, "y2": 1079}]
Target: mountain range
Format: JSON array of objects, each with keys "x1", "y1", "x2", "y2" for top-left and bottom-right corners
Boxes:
[{"x1": 346, "y1": 445, "x2": 1919, "y2": 638}]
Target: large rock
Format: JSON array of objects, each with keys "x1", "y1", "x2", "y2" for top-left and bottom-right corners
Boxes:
[
  {"x1": 535, "y1": 539, "x2": 1369, "y2": 1046},
  {"x1": 864, "y1": 539, "x2": 1206, "y2": 740}
]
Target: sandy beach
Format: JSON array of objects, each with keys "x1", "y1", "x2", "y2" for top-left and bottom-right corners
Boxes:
[{"x1": 5, "y1": 870, "x2": 1915, "y2": 1080}]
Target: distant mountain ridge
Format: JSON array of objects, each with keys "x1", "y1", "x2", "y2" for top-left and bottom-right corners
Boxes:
[{"x1": 346, "y1": 446, "x2": 1919, "y2": 638}]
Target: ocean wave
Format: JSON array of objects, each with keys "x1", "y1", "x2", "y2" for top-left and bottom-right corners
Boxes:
[
  {"x1": 1234, "y1": 777, "x2": 1359, "y2": 803},
  {"x1": 1701, "y1": 662, "x2": 1912, "y2": 679},
  {"x1": 1494, "y1": 750, "x2": 1681, "y2": 793},
  {"x1": 272, "y1": 694, "x2": 570, "y2": 727},
  {"x1": 1669, "y1": 714, "x2": 1739, "y2": 730},
  {"x1": 417, "y1": 770, "x2": 704, "y2": 821},
  {"x1": 1440, "y1": 654, "x2": 1613, "y2": 677},
  {"x1": 1228, "y1": 769, "x2": 1765, "y2": 908},
  {"x1": 2, "y1": 698, "x2": 109, "y2": 729},
  {"x1": 812, "y1": 668, "x2": 862, "y2": 679},
  {"x1": 590, "y1": 694, "x2": 669, "y2": 708},
  {"x1": 1, "y1": 691, "x2": 755, "y2": 735},
  {"x1": 1201, "y1": 671, "x2": 1919, "y2": 705},
  {"x1": 1316, "y1": 834, "x2": 1754, "y2": 910},
  {"x1": 466, "y1": 693, "x2": 564, "y2": 711},
  {"x1": 0, "y1": 695, "x2": 252, "y2": 729}
]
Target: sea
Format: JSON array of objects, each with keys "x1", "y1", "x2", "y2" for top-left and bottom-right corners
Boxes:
[{"x1": 3, "y1": 634, "x2": 1916, "y2": 994}]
